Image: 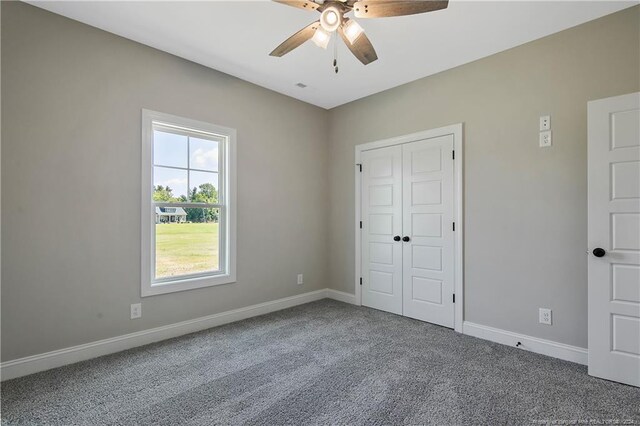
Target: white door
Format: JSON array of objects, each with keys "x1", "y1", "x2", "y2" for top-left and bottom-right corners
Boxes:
[
  {"x1": 360, "y1": 136, "x2": 456, "y2": 328},
  {"x1": 402, "y1": 136, "x2": 455, "y2": 327},
  {"x1": 588, "y1": 92, "x2": 640, "y2": 387},
  {"x1": 361, "y1": 145, "x2": 403, "y2": 315}
]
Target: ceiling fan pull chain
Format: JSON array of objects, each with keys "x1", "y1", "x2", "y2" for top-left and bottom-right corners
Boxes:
[{"x1": 333, "y1": 32, "x2": 339, "y2": 74}]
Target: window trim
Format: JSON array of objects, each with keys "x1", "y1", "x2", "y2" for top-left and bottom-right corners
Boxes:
[{"x1": 141, "y1": 109, "x2": 237, "y2": 297}]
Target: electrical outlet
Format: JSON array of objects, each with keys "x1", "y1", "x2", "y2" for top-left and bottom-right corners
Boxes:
[
  {"x1": 539, "y1": 130, "x2": 552, "y2": 148},
  {"x1": 130, "y1": 303, "x2": 142, "y2": 319},
  {"x1": 297, "y1": 274, "x2": 304, "y2": 285},
  {"x1": 539, "y1": 308, "x2": 552, "y2": 325},
  {"x1": 539, "y1": 115, "x2": 551, "y2": 131}
]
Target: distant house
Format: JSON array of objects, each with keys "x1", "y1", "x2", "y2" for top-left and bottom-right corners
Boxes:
[{"x1": 155, "y1": 207, "x2": 187, "y2": 224}]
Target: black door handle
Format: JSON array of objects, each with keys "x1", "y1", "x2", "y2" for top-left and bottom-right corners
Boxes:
[
  {"x1": 592, "y1": 248, "x2": 606, "y2": 258},
  {"x1": 402, "y1": 236, "x2": 410, "y2": 242},
  {"x1": 393, "y1": 236, "x2": 401, "y2": 241}
]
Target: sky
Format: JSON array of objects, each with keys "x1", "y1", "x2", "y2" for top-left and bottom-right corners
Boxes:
[{"x1": 153, "y1": 130, "x2": 219, "y2": 199}]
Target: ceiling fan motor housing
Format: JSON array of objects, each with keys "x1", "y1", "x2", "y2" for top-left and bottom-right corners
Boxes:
[{"x1": 320, "y1": 4, "x2": 343, "y2": 32}]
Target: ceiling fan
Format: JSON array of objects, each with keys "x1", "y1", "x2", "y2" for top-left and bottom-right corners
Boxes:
[{"x1": 270, "y1": 0, "x2": 449, "y2": 69}]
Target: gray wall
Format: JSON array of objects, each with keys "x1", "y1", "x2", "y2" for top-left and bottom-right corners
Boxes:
[
  {"x1": 328, "y1": 6, "x2": 640, "y2": 348},
  {"x1": 1, "y1": 2, "x2": 329, "y2": 361},
  {"x1": 0, "y1": 1, "x2": 3, "y2": 365},
  {"x1": 2, "y1": 2, "x2": 639, "y2": 362}
]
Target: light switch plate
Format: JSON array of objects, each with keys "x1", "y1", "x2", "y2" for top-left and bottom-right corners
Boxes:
[
  {"x1": 539, "y1": 130, "x2": 552, "y2": 147},
  {"x1": 540, "y1": 115, "x2": 551, "y2": 131}
]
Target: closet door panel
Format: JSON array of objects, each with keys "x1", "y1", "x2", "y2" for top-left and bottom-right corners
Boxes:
[
  {"x1": 361, "y1": 145, "x2": 403, "y2": 315},
  {"x1": 402, "y1": 136, "x2": 455, "y2": 328}
]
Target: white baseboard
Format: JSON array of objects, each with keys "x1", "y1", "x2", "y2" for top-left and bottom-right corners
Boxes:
[
  {"x1": 0, "y1": 289, "x2": 328, "y2": 381},
  {"x1": 325, "y1": 289, "x2": 357, "y2": 305},
  {"x1": 463, "y1": 321, "x2": 588, "y2": 365},
  {"x1": 1, "y1": 292, "x2": 589, "y2": 381}
]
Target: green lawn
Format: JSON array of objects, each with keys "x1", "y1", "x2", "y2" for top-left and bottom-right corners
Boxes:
[{"x1": 156, "y1": 222, "x2": 219, "y2": 278}]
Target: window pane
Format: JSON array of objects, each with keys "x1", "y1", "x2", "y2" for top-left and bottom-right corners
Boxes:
[
  {"x1": 190, "y1": 137, "x2": 219, "y2": 171},
  {"x1": 154, "y1": 167, "x2": 188, "y2": 201},
  {"x1": 189, "y1": 171, "x2": 218, "y2": 203},
  {"x1": 155, "y1": 208, "x2": 220, "y2": 279},
  {"x1": 154, "y1": 130, "x2": 188, "y2": 168}
]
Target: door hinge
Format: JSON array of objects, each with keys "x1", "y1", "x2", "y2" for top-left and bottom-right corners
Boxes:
[
  {"x1": 357, "y1": 163, "x2": 362, "y2": 172},
  {"x1": 452, "y1": 150, "x2": 455, "y2": 160},
  {"x1": 452, "y1": 222, "x2": 455, "y2": 231},
  {"x1": 360, "y1": 277, "x2": 363, "y2": 286},
  {"x1": 453, "y1": 294, "x2": 456, "y2": 303},
  {"x1": 360, "y1": 221, "x2": 363, "y2": 229}
]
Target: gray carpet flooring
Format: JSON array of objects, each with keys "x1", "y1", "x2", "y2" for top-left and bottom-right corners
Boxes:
[{"x1": 2, "y1": 299, "x2": 639, "y2": 425}]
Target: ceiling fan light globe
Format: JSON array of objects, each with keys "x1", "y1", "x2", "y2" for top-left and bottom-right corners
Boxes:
[
  {"x1": 343, "y1": 19, "x2": 364, "y2": 44},
  {"x1": 320, "y1": 6, "x2": 342, "y2": 32},
  {"x1": 312, "y1": 27, "x2": 330, "y2": 49}
]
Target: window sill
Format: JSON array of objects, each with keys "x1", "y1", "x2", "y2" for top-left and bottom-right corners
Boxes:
[{"x1": 141, "y1": 273, "x2": 236, "y2": 297}]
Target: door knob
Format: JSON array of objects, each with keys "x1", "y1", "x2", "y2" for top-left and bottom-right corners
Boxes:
[
  {"x1": 592, "y1": 248, "x2": 606, "y2": 258},
  {"x1": 402, "y1": 236, "x2": 410, "y2": 242},
  {"x1": 393, "y1": 236, "x2": 401, "y2": 241}
]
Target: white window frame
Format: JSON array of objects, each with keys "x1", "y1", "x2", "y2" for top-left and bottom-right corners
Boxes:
[{"x1": 141, "y1": 109, "x2": 237, "y2": 297}]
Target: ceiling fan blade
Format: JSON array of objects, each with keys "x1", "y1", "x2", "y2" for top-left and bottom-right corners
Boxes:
[
  {"x1": 272, "y1": 1, "x2": 320, "y2": 12},
  {"x1": 338, "y1": 24, "x2": 378, "y2": 65},
  {"x1": 353, "y1": 0, "x2": 448, "y2": 18},
  {"x1": 270, "y1": 21, "x2": 320, "y2": 57}
]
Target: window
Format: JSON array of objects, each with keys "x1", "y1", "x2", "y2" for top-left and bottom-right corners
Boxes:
[{"x1": 141, "y1": 110, "x2": 236, "y2": 296}]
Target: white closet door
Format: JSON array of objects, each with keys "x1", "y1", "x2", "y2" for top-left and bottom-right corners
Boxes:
[
  {"x1": 401, "y1": 136, "x2": 455, "y2": 328},
  {"x1": 588, "y1": 92, "x2": 640, "y2": 387},
  {"x1": 361, "y1": 145, "x2": 403, "y2": 315}
]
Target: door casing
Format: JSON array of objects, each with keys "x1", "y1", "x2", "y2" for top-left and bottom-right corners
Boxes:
[{"x1": 355, "y1": 123, "x2": 464, "y2": 332}]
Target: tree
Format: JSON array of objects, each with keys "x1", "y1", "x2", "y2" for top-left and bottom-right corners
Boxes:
[
  {"x1": 191, "y1": 183, "x2": 218, "y2": 204},
  {"x1": 186, "y1": 183, "x2": 219, "y2": 223},
  {"x1": 154, "y1": 184, "x2": 218, "y2": 223},
  {"x1": 153, "y1": 185, "x2": 177, "y2": 202},
  {"x1": 186, "y1": 208, "x2": 204, "y2": 223}
]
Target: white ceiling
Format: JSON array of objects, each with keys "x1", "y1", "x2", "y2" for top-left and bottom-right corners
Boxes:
[{"x1": 28, "y1": 0, "x2": 638, "y2": 109}]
